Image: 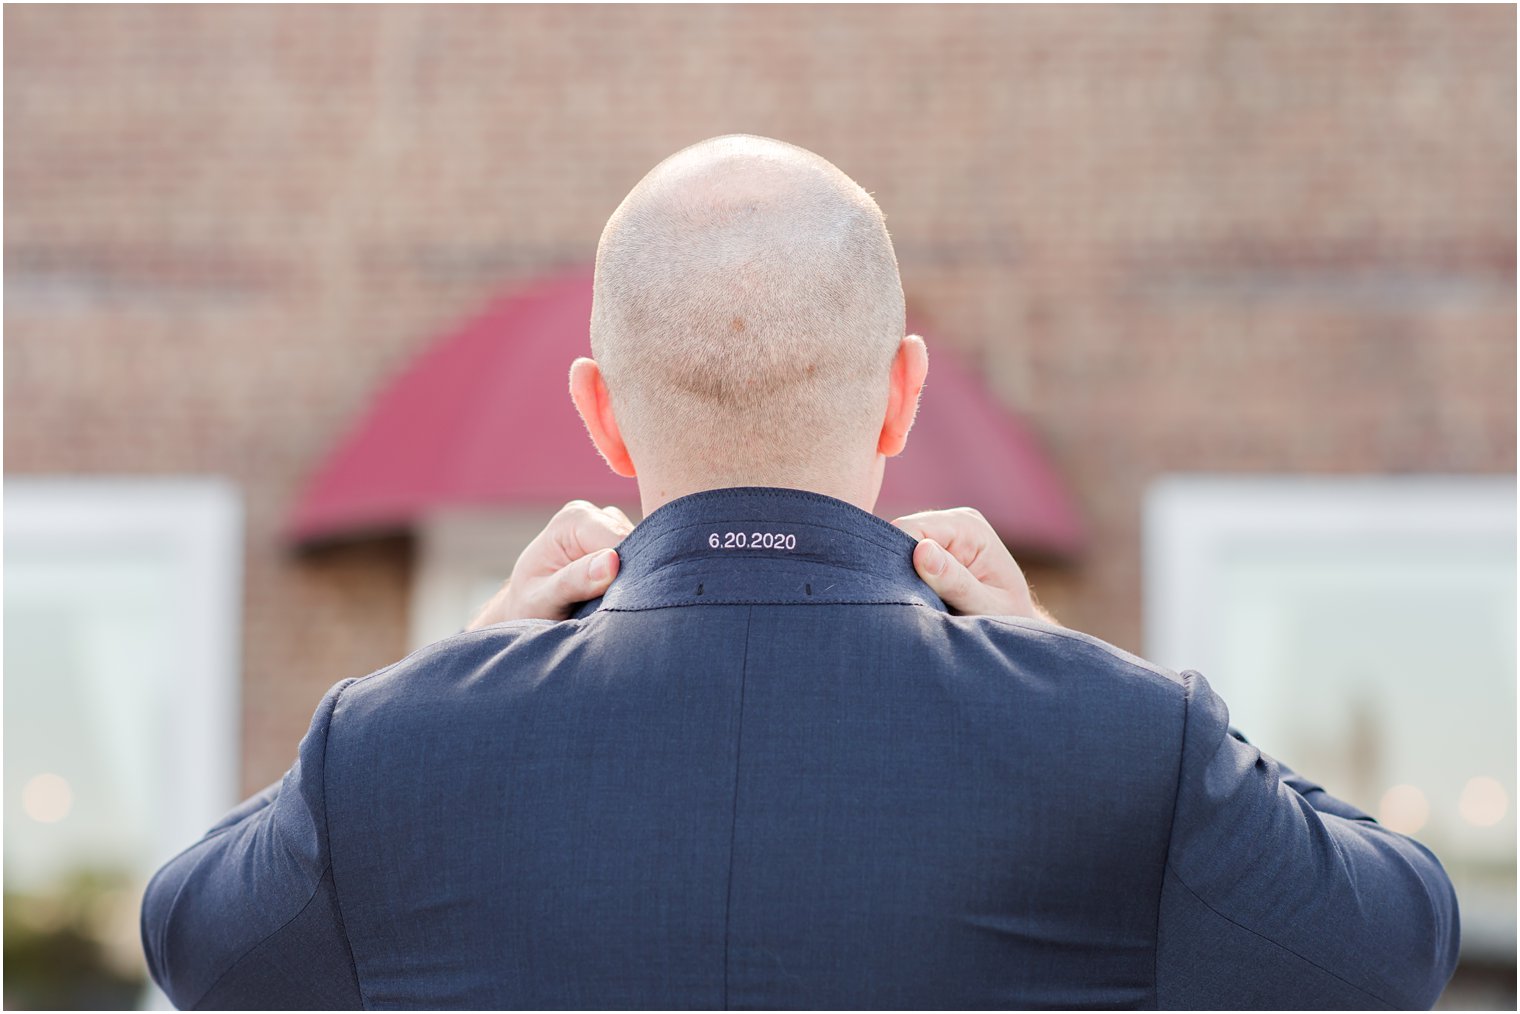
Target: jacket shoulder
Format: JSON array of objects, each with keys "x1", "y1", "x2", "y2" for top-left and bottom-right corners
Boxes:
[
  {"x1": 986, "y1": 615, "x2": 1182, "y2": 678},
  {"x1": 936, "y1": 612, "x2": 1187, "y2": 701},
  {"x1": 331, "y1": 619, "x2": 583, "y2": 725},
  {"x1": 899, "y1": 610, "x2": 1190, "y2": 793}
]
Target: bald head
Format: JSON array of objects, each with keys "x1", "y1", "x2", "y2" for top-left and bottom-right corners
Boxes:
[{"x1": 589, "y1": 135, "x2": 906, "y2": 490}]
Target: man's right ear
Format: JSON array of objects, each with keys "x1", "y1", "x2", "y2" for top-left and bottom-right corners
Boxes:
[{"x1": 569, "y1": 357, "x2": 638, "y2": 478}]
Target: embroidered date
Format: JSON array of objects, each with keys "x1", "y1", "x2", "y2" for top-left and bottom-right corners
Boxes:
[{"x1": 708, "y1": 531, "x2": 797, "y2": 550}]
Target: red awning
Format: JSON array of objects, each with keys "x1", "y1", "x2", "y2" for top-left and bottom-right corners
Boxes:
[{"x1": 287, "y1": 269, "x2": 1083, "y2": 558}]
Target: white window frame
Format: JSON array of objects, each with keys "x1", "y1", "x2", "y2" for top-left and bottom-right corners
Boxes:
[
  {"x1": 4, "y1": 476, "x2": 244, "y2": 866},
  {"x1": 1142, "y1": 473, "x2": 1516, "y2": 962},
  {"x1": 1143, "y1": 473, "x2": 1515, "y2": 684}
]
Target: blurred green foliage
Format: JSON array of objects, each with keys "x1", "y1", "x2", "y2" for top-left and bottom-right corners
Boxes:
[{"x1": 4, "y1": 868, "x2": 146, "y2": 1010}]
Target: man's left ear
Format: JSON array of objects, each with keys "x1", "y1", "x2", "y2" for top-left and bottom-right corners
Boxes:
[{"x1": 877, "y1": 334, "x2": 928, "y2": 458}]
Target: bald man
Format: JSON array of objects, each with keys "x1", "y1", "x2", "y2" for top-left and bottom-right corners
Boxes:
[{"x1": 141, "y1": 136, "x2": 1458, "y2": 1010}]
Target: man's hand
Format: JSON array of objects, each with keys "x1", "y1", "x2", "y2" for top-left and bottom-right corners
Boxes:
[
  {"x1": 891, "y1": 507, "x2": 1057, "y2": 623},
  {"x1": 466, "y1": 500, "x2": 635, "y2": 628}
]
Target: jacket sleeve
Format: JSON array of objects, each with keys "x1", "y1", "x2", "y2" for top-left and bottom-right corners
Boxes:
[
  {"x1": 140, "y1": 679, "x2": 364, "y2": 1010},
  {"x1": 1155, "y1": 670, "x2": 1460, "y2": 1010}
]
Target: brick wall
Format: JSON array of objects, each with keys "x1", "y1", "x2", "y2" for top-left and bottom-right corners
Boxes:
[{"x1": 6, "y1": 4, "x2": 1513, "y2": 790}]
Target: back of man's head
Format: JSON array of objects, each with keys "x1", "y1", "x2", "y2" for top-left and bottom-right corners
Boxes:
[{"x1": 590, "y1": 135, "x2": 906, "y2": 490}]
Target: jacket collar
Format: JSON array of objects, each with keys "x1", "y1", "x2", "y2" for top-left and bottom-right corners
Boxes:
[{"x1": 571, "y1": 486, "x2": 948, "y2": 617}]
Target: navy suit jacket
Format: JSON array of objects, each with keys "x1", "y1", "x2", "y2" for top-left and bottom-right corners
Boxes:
[{"x1": 141, "y1": 486, "x2": 1459, "y2": 1009}]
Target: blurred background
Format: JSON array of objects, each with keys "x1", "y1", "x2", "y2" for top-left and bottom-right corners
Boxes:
[{"x1": 4, "y1": 5, "x2": 1514, "y2": 1009}]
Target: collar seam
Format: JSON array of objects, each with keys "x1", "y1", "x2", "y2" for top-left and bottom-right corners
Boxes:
[
  {"x1": 590, "y1": 599, "x2": 938, "y2": 613},
  {"x1": 626, "y1": 518, "x2": 910, "y2": 559},
  {"x1": 622, "y1": 487, "x2": 915, "y2": 553}
]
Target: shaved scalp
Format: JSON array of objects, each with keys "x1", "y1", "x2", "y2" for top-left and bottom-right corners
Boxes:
[{"x1": 591, "y1": 135, "x2": 905, "y2": 488}]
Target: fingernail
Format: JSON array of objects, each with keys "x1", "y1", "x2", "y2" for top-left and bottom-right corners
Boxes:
[
  {"x1": 589, "y1": 550, "x2": 614, "y2": 583},
  {"x1": 921, "y1": 540, "x2": 946, "y2": 576}
]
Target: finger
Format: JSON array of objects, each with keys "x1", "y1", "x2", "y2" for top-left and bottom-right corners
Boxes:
[
  {"x1": 600, "y1": 504, "x2": 635, "y2": 532},
  {"x1": 913, "y1": 539, "x2": 981, "y2": 613},
  {"x1": 913, "y1": 538, "x2": 1035, "y2": 618},
  {"x1": 892, "y1": 509, "x2": 998, "y2": 573},
  {"x1": 889, "y1": 513, "x2": 932, "y2": 538},
  {"x1": 524, "y1": 548, "x2": 620, "y2": 620},
  {"x1": 547, "y1": 502, "x2": 633, "y2": 564},
  {"x1": 571, "y1": 508, "x2": 633, "y2": 553},
  {"x1": 892, "y1": 506, "x2": 988, "y2": 541}
]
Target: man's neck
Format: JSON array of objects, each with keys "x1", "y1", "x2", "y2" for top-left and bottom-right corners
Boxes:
[{"x1": 635, "y1": 461, "x2": 885, "y2": 521}]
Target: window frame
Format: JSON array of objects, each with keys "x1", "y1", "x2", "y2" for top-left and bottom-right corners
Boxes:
[{"x1": 4, "y1": 476, "x2": 244, "y2": 869}]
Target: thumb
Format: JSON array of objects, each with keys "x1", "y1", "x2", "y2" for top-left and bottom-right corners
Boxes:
[
  {"x1": 912, "y1": 539, "x2": 995, "y2": 616},
  {"x1": 531, "y1": 548, "x2": 619, "y2": 619}
]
